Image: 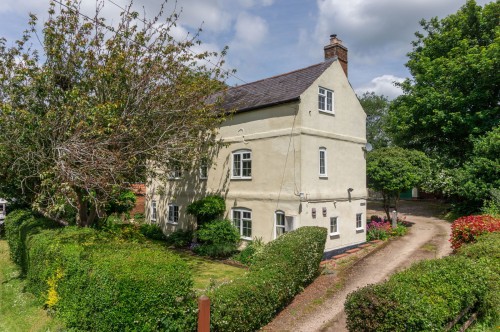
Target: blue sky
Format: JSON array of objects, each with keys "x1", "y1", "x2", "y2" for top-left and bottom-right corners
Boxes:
[{"x1": 0, "y1": 0, "x2": 492, "y2": 99}]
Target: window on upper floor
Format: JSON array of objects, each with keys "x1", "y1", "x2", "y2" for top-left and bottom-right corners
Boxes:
[
  {"x1": 168, "y1": 203, "x2": 179, "y2": 224},
  {"x1": 232, "y1": 208, "x2": 252, "y2": 239},
  {"x1": 151, "y1": 200, "x2": 157, "y2": 222},
  {"x1": 232, "y1": 150, "x2": 252, "y2": 179},
  {"x1": 319, "y1": 147, "x2": 327, "y2": 178},
  {"x1": 168, "y1": 165, "x2": 182, "y2": 180},
  {"x1": 200, "y1": 159, "x2": 208, "y2": 180},
  {"x1": 318, "y1": 87, "x2": 334, "y2": 113}
]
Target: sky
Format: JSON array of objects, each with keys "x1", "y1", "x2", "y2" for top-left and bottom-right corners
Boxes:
[{"x1": 0, "y1": 0, "x2": 493, "y2": 99}]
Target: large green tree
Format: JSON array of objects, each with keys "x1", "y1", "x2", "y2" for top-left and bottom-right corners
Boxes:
[
  {"x1": 358, "y1": 92, "x2": 391, "y2": 149},
  {"x1": 388, "y1": 0, "x2": 499, "y2": 167},
  {"x1": 367, "y1": 147, "x2": 431, "y2": 219},
  {"x1": 0, "y1": 1, "x2": 231, "y2": 226}
]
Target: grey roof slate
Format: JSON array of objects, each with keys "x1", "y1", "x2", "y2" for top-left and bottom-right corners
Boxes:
[{"x1": 221, "y1": 58, "x2": 336, "y2": 112}]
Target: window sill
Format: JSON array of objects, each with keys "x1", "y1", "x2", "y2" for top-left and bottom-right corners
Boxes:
[
  {"x1": 231, "y1": 177, "x2": 252, "y2": 181},
  {"x1": 319, "y1": 110, "x2": 335, "y2": 116},
  {"x1": 329, "y1": 233, "x2": 340, "y2": 239},
  {"x1": 167, "y1": 221, "x2": 179, "y2": 225},
  {"x1": 319, "y1": 175, "x2": 328, "y2": 179},
  {"x1": 240, "y1": 236, "x2": 252, "y2": 241},
  {"x1": 356, "y1": 228, "x2": 364, "y2": 233}
]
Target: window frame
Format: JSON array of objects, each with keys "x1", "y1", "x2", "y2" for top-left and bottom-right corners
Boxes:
[
  {"x1": 319, "y1": 147, "x2": 328, "y2": 178},
  {"x1": 232, "y1": 208, "x2": 252, "y2": 240},
  {"x1": 356, "y1": 213, "x2": 363, "y2": 230},
  {"x1": 168, "y1": 203, "x2": 179, "y2": 224},
  {"x1": 151, "y1": 200, "x2": 157, "y2": 222},
  {"x1": 318, "y1": 86, "x2": 334, "y2": 114},
  {"x1": 330, "y1": 216, "x2": 339, "y2": 235},
  {"x1": 200, "y1": 161, "x2": 208, "y2": 180},
  {"x1": 232, "y1": 149, "x2": 252, "y2": 180},
  {"x1": 168, "y1": 165, "x2": 182, "y2": 180},
  {"x1": 275, "y1": 211, "x2": 286, "y2": 239}
]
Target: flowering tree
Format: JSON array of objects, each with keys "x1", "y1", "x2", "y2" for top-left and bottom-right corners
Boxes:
[{"x1": 0, "y1": 0, "x2": 231, "y2": 226}]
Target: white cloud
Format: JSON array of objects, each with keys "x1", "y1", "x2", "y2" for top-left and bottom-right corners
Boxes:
[
  {"x1": 232, "y1": 12, "x2": 268, "y2": 49},
  {"x1": 355, "y1": 75, "x2": 405, "y2": 99}
]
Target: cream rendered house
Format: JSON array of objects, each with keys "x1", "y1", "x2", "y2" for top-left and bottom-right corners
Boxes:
[{"x1": 147, "y1": 35, "x2": 367, "y2": 254}]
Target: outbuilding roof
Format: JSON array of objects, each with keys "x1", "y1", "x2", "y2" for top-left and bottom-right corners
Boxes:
[{"x1": 221, "y1": 58, "x2": 336, "y2": 112}]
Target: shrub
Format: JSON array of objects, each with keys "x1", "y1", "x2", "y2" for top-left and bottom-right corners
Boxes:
[
  {"x1": 4, "y1": 209, "x2": 61, "y2": 273},
  {"x1": 389, "y1": 223, "x2": 408, "y2": 237},
  {"x1": 345, "y1": 255, "x2": 496, "y2": 331},
  {"x1": 140, "y1": 223, "x2": 166, "y2": 241},
  {"x1": 450, "y1": 214, "x2": 500, "y2": 250},
  {"x1": 367, "y1": 216, "x2": 409, "y2": 241},
  {"x1": 194, "y1": 219, "x2": 240, "y2": 258},
  {"x1": 209, "y1": 226, "x2": 327, "y2": 332},
  {"x1": 27, "y1": 227, "x2": 197, "y2": 331},
  {"x1": 165, "y1": 229, "x2": 194, "y2": 248},
  {"x1": 186, "y1": 195, "x2": 225, "y2": 226},
  {"x1": 366, "y1": 219, "x2": 391, "y2": 241},
  {"x1": 232, "y1": 237, "x2": 265, "y2": 266},
  {"x1": 457, "y1": 232, "x2": 500, "y2": 326}
]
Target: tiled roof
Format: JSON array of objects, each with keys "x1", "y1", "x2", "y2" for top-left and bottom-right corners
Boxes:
[{"x1": 221, "y1": 58, "x2": 335, "y2": 112}]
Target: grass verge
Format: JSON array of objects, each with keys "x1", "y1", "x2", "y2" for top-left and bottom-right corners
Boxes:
[{"x1": 0, "y1": 240, "x2": 64, "y2": 332}]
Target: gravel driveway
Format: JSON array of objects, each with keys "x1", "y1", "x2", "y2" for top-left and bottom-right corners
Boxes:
[{"x1": 264, "y1": 200, "x2": 453, "y2": 332}]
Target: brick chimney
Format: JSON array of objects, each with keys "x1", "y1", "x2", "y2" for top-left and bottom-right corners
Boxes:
[{"x1": 324, "y1": 34, "x2": 348, "y2": 77}]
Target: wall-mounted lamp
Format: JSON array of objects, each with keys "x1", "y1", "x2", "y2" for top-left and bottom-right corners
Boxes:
[
  {"x1": 348, "y1": 188, "x2": 354, "y2": 193},
  {"x1": 299, "y1": 192, "x2": 306, "y2": 201}
]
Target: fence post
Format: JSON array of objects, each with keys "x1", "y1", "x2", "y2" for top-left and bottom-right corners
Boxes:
[{"x1": 198, "y1": 295, "x2": 210, "y2": 332}]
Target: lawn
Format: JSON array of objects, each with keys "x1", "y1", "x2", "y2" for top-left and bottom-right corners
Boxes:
[
  {"x1": 0, "y1": 240, "x2": 63, "y2": 332},
  {"x1": 176, "y1": 250, "x2": 247, "y2": 292}
]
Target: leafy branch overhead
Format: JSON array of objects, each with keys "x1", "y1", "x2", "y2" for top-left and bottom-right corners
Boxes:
[{"x1": 0, "y1": 0, "x2": 233, "y2": 226}]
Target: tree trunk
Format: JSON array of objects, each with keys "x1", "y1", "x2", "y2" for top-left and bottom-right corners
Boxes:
[
  {"x1": 75, "y1": 188, "x2": 98, "y2": 227},
  {"x1": 382, "y1": 192, "x2": 391, "y2": 220}
]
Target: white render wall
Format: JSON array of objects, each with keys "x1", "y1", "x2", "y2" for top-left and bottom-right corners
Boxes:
[{"x1": 146, "y1": 60, "x2": 367, "y2": 252}]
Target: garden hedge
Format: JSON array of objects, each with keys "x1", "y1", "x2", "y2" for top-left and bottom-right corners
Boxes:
[
  {"x1": 209, "y1": 226, "x2": 327, "y2": 332},
  {"x1": 4, "y1": 211, "x2": 197, "y2": 331},
  {"x1": 26, "y1": 227, "x2": 197, "y2": 331},
  {"x1": 4, "y1": 209, "x2": 61, "y2": 273},
  {"x1": 345, "y1": 234, "x2": 500, "y2": 332}
]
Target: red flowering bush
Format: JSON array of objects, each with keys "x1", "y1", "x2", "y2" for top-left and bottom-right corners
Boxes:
[{"x1": 450, "y1": 215, "x2": 500, "y2": 251}]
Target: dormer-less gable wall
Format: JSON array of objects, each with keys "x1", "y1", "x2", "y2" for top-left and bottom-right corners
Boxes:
[
  {"x1": 299, "y1": 60, "x2": 366, "y2": 140},
  {"x1": 298, "y1": 60, "x2": 367, "y2": 200}
]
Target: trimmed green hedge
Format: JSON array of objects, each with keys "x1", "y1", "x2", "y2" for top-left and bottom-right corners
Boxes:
[
  {"x1": 4, "y1": 209, "x2": 61, "y2": 273},
  {"x1": 209, "y1": 226, "x2": 327, "y2": 332},
  {"x1": 457, "y1": 232, "x2": 500, "y2": 326},
  {"x1": 26, "y1": 227, "x2": 197, "y2": 331},
  {"x1": 345, "y1": 234, "x2": 500, "y2": 332}
]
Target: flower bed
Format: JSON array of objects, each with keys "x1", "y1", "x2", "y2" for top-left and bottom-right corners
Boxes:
[{"x1": 366, "y1": 215, "x2": 408, "y2": 241}]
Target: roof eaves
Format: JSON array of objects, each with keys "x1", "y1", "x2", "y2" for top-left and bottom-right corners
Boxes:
[{"x1": 231, "y1": 96, "x2": 300, "y2": 114}]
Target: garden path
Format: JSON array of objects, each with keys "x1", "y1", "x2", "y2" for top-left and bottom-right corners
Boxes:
[{"x1": 263, "y1": 200, "x2": 452, "y2": 332}]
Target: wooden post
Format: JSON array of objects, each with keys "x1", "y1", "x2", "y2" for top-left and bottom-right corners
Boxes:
[{"x1": 198, "y1": 295, "x2": 210, "y2": 332}]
